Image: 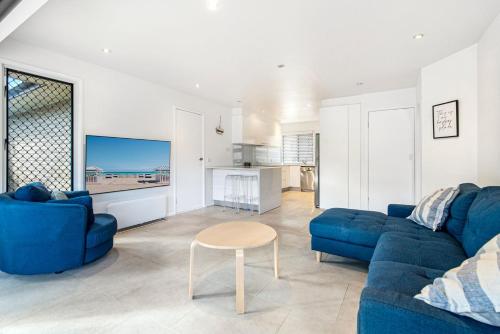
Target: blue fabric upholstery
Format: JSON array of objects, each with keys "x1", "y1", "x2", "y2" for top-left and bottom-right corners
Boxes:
[
  {"x1": 64, "y1": 190, "x2": 90, "y2": 199},
  {"x1": 86, "y1": 214, "x2": 117, "y2": 248},
  {"x1": 14, "y1": 182, "x2": 51, "y2": 202},
  {"x1": 371, "y1": 232, "x2": 467, "y2": 271},
  {"x1": 85, "y1": 238, "x2": 114, "y2": 264},
  {"x1": 361, "y1": 260, "x2": 499, "y2": 333},
  {"x1": 358, "y1": 287, "x2": 500, "y2": 334},
  {"x1": 445, "y1": 183, "x2": 480, "y2": 242},
  {"x1": 49, "y1": 195, "x2": 95, "y2": 227},
  {"x1": 310, "y1": 208, "x2": 444, "y2": 250},
  {"x1": 311, "y1": 236, "x2": 373, "y2": 262},
  {"x1": 387, "y1": 204, "x2": 415, "y2": 218},
  {"x1": 309, "y1": 182, "x2": 500, "y2": 333},
  {"x1": 0, "y1": 191, "x2": 117, "y2": 275},
  {"x1": 367, "y1": 261, "x2": 444, "y2": 294},
  {"x1": 462, "y1": 186, "x2": 500, "y2": 257}
]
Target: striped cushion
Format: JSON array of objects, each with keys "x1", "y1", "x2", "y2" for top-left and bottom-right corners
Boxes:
[
  {"x1": 407, "y1": 187, "x2": 459, "y2": 231},
  {"x1": 415, "y1": 234, "x2": 500, "y2": 326}
]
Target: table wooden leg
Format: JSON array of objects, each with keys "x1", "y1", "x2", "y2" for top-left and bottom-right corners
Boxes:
[
  {"x1": 274, "y1": 237, "x2": 279, "y2": 279},
  {"x1": 188, "y1": 240, "x2": 197, "y2": 299},
  {"x1": 235, "y1": 249, "x2": 245, "y2": 314}
]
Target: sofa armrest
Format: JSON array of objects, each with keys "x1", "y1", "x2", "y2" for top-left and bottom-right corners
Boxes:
[
  {"x1": 0, "y1": 200, "x2": 87, "y2": 274},
  {"x1": 387, "y1": 204, "x2": 415, "y2": 218},
  {"x1": 358, "y1": 288, "x2": 495, "y2": 334},
  {"x1": 64, "y1": 190, "x2": 90, "y2": 199}
]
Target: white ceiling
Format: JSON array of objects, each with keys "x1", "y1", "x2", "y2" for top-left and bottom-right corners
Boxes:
[{"x1": 9, "y1": 0, "x2": 500, "y2": 123}]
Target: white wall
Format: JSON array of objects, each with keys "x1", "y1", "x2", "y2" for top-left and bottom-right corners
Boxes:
[
  {"x1": 478, "y1": 12, "x2": 500, "y2": 186},
  {"x1": 321, "y1": 88, "x2": 417, "y2": 209},
  {"x1": 0, "y1": 38, "x2": 232, "y2": 221},
  {"x1": 420, "y1": 45, "x2": 478, "y2": 195}
]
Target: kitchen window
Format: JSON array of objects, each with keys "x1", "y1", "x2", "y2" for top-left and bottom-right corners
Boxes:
[{"x1": 282, "y1": 133, "x2": 314, "y2": 165}]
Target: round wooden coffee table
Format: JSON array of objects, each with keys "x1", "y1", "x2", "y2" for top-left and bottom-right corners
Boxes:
[{"x1": 188, "y1": 221, "x2": 279, "y2": 314}]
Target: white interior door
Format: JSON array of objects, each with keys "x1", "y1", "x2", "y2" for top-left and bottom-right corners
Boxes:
[
  {"x1": 368, "y1": 108, "x2": 414, "y2": 213},
  {"x1": 175, "y1": 108, "x2": 204, "y2": 213}
]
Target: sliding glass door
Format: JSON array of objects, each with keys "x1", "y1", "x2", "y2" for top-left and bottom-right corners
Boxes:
[{"x1": 4, "y1": 69, "x2": 74, "y2": 191}]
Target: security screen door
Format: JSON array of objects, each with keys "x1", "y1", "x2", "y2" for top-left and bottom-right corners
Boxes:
[{"x1": 5, "y1": 69, "x2": 74, "y2": 191}]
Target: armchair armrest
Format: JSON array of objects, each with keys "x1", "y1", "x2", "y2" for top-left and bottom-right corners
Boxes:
[
  {"x1": 387, "y1": 204, "x2": 415, "y2": 218},
  {"x1": 358, "y1": 288, "x2": 495, "y2": 334},
  {"x1": 0, "y1": 200, "x2": 87, "y2": 274},
  {"x1": 64, "y1": 190, "x2": 90, "y2": 199}
]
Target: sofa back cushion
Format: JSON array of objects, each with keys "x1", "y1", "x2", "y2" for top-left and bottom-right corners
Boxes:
[
  {"x1": 445, "y1": 183, "x2": 480, "y2": 242},
  {"x1": 462, "y1": 187, "x2": 500, "y2": 257},
  {"x1": 48, "y1": 196, "x2": 95, "y2": 229},
  {"x1": 14, "y1": 182, "x2": 51, "y2": 202}
]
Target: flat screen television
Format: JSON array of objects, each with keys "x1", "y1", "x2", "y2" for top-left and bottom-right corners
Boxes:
[{"x1": 85, "y1": 135, "x2": 171, "y2": 194}]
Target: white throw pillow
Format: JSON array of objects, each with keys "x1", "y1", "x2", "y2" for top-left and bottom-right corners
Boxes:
[
  {"x1": 407, "y1": 187, "x2": 459, "y2": 231},
  {"x1": 50, "y1": 190, "x2": 68, "y2": 200},
  {"x1": 415, "y1": 234, "x2": 500, "y2": 326}
]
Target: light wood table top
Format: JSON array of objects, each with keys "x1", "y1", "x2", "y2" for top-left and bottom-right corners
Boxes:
[{"x1": 195, "y1": 221, "x2": 277, "y2": 250}]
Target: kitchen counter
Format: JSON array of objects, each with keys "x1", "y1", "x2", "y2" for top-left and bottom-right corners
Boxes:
[
  {"x1": 205, "y1": 166, "x2": 282, "y2": 214},
  {"x1": 207, "y1": 166, "x2": 281, "y2": 170}
]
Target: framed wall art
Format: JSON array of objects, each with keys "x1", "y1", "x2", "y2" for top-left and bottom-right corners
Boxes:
[{"x1": 433, "y1": 100, "x2": 459, "y2": 139}]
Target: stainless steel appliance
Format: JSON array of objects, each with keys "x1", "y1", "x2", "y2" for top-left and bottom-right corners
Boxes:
[
  {"x1": 300, "y1": 166, "x2": 315, "y2": 192},
  {"x1": 314, "y1": 133, "x2": 320, "y2": 207}
]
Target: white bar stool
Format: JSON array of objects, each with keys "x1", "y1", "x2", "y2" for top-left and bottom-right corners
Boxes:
[
  {"x1": 223, "y1": 174, "x2": 242, "y2": 212},
  {"x1": 240, "y1": 175, "x2": 258, "y2": 214}
]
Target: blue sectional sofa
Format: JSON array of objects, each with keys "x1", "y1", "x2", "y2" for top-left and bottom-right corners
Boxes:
[
  {"x1": 310, "y1": 184, "x2": 500, "y2": 334},
  {"x1": 0, "y1": 190, "x2": 117, "y2": 275}
]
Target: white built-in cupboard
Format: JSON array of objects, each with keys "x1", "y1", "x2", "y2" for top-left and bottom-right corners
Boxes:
[
  {"x1": 281, "y1": 165, "x2": 301, "y2": 189},
  {"x1": 320, "y1": 104, "x2": 362, "y2": 209},
  {"x1": 319, "y1": 102, "x2": 416, "y2": 213}
]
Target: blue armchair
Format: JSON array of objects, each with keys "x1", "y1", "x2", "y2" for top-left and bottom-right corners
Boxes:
[{"x1": 0, "y1": 190, "x2": 117, "y2": 275}]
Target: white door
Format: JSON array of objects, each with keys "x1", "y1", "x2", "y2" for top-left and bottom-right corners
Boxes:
[
  {"x1": 175, "y1": 108, "x2": 204, "y2": 213},
  {"x1": 368, "y1": 108, "x2": 414, "y2": 213}
]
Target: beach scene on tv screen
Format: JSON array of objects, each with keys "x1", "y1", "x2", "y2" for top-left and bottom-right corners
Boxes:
[{"x1": 85, "y1": 136, "x2": 171, "y2": 194}]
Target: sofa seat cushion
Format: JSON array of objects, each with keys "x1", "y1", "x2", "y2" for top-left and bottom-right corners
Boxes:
[
  {"x1": 86, "y1": 213, "x2": 117, "y2": 249},
  {"x1": 361, "y1": 254, "x2": 499, "y2": 334},
  {"x1": 359, "y1": 287, "x2": 500, "y2": 334},
  {"x1": 310, "y1": 208, "x2": 444, "y2": 248},
  {"x1": 371, "y1": 232, "x2": 467, "y2": 271},
  {"x1": 367, "y1": 261, "x2": 445, "y2": 296}
]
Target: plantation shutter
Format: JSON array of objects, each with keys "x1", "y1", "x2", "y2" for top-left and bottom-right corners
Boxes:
[{"x1": 282, "y1": 133, "x2": 314, "y2": 165}]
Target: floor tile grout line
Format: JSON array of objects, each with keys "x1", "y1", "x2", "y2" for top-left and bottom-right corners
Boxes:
[
  {"x1": 334, "y1": 283, "x2": 350, "y2": 324},
  {"x1": 274, "y1": 308, "x2": 292, "y2": 334}
]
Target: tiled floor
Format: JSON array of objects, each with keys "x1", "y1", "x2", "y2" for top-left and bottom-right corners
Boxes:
[{"x1": 0, "y1": 192, "x2": 368, "y2": 333}]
